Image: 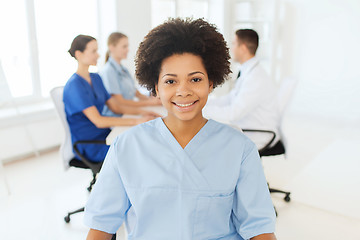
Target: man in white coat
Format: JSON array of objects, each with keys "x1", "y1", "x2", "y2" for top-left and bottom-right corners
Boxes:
[{"x1": 203, "y1": 29, "x2": 279, "y2": 150}]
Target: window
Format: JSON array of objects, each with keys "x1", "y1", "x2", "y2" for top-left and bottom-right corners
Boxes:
[
  {"x1": 0, "y1": 0, "x2": 100, "y2": 102},
  {"x1": 0, "y1": 0, "x2": 33, "y2": 98},
  {"x1": 232, "y1": 0, "x2": 277, "y2": 77},
  {"x1": 177, "y1": 0, "x2": 209, "y2": 19},
  {"x1": 151, "y1": 0, "x2": 176, "y2": 28},
  {"x1": 151, "y1": 0, "x2": 209, "y2": 28},
  {"x1": 34, "y1": 0, "x2": 99, "y2": 97}
]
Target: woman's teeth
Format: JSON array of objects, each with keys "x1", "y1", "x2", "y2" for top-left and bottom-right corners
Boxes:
[{"x1": 176, "y1": 102, "x2": 195, "y2": 107}]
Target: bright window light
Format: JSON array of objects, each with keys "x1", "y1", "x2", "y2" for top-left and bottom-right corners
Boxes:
[
  {"x1": 34, "y1": 0, "x2": 98, "y2": 97},
  {"x1": 0, "y1": 0, "x2": 33, "y2": 98}
]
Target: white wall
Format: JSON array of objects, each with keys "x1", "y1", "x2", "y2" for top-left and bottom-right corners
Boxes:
[
  {"x1": 96, "y1": 0, "x2": 118, "y2": 68},
  {"x1": 279, "y1": 0, "x2": 360, "y2": 123},
  {"x1": 116, "y1": 0, "x2": 152, "y2": 77},
  {"x1": 0, "y1": 109, "x2": 63, "y2": 162}
]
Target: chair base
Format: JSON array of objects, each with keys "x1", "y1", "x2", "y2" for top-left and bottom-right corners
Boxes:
[
  {"x1": 64, "y1": 173, "x2": 97, "y2": 223},
  {"x1": 64, "y1": 207, "x2": 85, "y2": 223},
  {"x1": 88, "y1": 173, "x2": 97, "y2": 192},
  {"x1": 270, "y1": 187, "x2": 291, "y2": 202},
  {"x1": 268, "y1": 184, "x2": 291, "y2": 217}
]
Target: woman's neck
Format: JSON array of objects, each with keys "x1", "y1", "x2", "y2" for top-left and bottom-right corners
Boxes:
[
  {"x1": 76, "y1": 63, "x2": 91, "y2": 83},
  {"x1": 111, "y1": 55, "x2": 122, "y2": 65},
  {"x1": 163, "y1": 113, "x2": 208, "y2": 148}
]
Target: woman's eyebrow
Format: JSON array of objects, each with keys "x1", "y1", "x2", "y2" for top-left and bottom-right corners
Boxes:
[
  {"x1": 188, "y1": 71, "x2": 205, "y2": 76},
  {"x1": 161, "y1": 71, "x2": 205, "y2": 79},
  {"x1": 162, "y1": 73, "x2": 177, "y2": 79}
]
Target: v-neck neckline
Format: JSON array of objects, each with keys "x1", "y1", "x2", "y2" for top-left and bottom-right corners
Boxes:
[
  {"x1": 156, "y1": 117, "x2": 213, "y2": 156},
  {"x1": 75, "y1": 73, "x2": 93, "y2": 87},
  {"x1": 75, "y1": 73, "x2": 98, "y2": 99}
]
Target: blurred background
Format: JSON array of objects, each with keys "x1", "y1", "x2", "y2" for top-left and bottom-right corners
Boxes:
[{"x1": 0, "y1": 0, "x2": 359, "y2": 239}]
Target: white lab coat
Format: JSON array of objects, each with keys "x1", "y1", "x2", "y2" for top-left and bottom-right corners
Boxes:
[{"x1": 203, "y1": 57, "x2": 280, "y2": 149}]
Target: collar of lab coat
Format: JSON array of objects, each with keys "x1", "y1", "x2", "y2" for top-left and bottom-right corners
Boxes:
[{"x1": 239, "y1": 56, "x2": 259, "y2": 77}]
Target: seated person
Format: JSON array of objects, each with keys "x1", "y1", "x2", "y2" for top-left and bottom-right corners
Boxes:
[
  {"x1": 99, "y1": 32, "x2": 161, "y2": 117},
  {"x1": 64, "y1": 35, "x2": 157, "y2": 162},
  {"x1": 203, "y1": 29, "x2": 279, "y2": 149},
  {"x1": 84, "y1": 18, "x2": 276, "y2": 240}
]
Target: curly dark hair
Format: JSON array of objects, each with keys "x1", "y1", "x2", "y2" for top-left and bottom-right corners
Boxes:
[{"x1": 135, "y1": 18, "x2": 231, "y2": 96}]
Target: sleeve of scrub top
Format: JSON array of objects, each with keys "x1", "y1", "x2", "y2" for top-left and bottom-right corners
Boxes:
[
  {"x1": 84, "y1": 139, "x2": 131, "y2": 234},
  {"x1": 100, "y1": 67, "x2": 124, "y2": 95},
  {"x1": 64, "y1": 80, "x2": 94, "y2": 115},
  {"x1": 203, "y1": 71, "x2": 268, "y2": 122},
  {"x1": 232, "y1": 140, "x2": 276, "y2": 239}
]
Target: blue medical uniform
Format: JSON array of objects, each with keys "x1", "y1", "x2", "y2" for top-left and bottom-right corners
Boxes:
[
  {"x1": 63, "y1": 73, "x2": 111, "y2": 162},
  {"x1": 99, "y1": 56, "x2": 137, "y2": 117},
  {"x1": 84, "y1": 118, "x2": 276, "y2": 239}
]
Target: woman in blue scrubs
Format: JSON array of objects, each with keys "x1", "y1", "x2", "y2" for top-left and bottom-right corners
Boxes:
[
  {"x1": 85, "y1": 19, "x2": 277, "y2": 240},
  {"x1": 99, "y1": 32, "x2": 161, "y2": 117},
  {"x1": 64, "y1": 35, "x2": 157, "y2": 162}
]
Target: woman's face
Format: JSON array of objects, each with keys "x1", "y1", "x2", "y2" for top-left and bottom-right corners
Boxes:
[
  {"x1": 76, "y1": 40, "x2": 99, "y2": 66},
  {"x1": 110, "y1": 37, "x2": 129, "y2": 61},
  {"x1": 156, "y1": 53, "x2": 213, "y2": 122}
]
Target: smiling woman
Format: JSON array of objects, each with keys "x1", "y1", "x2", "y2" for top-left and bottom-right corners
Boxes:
[{"x1": 84, "y1": 18, "x2": 277, "y2": 240}]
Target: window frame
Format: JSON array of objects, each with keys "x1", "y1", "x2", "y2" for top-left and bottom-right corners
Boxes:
[{"x1": 2, "y1": 0, "x2": 106, "y2": 104}]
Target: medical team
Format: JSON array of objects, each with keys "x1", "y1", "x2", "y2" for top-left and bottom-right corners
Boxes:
[
  {"x1": 64, "y1": 35, "x2": 159, "y2": 162},
  {"x1": 63, "y1": 18, "x2": 278, "y2": 240}
]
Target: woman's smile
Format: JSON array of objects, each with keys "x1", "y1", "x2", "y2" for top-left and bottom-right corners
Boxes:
[{"x1": 172, "y1": 100, "x2": 199, "y2": 111}]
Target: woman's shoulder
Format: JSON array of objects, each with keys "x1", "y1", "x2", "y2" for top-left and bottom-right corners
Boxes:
[
  {"x1": 90, "y1": 72, "x2": 107, "y2": 86},
  {"x1": 208, "y1": 119, "x2": 242, "y2": 135},
  {"x1": 208, "y1": 119, "x2": 254, "y2": 145},
  {"x1": 90, "y1": 72, "x2": 101, "y2": 79},
  {"x1": 64, "y1": 73, "x2": 82, "y2": 91},
  {"x1": 99, "y1": 61, "x2": 116, "y2": 75},
  {"x1": 124, "y1": 118, "x2": 159, "y2": 137},
  {"x1": 111, "y1": 118, "x2": 159, "y2": 148}
]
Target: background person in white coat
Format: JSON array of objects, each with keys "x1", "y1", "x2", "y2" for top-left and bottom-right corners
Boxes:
[{"x1": 203, "y1": 29, "x2": 279, "y2": 149}]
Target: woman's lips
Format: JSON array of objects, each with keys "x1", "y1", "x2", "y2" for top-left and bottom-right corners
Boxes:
[{"x1": 172, "y1": 100, "x2": 199, "y2": 111}]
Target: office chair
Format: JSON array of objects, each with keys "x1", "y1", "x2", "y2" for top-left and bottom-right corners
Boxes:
[
  {"x1": 50, "y1": 87, "x2": 106, "y2": 222},
  {"x1": 242, "y1": 77, "x2": 298, "y2": 214}
]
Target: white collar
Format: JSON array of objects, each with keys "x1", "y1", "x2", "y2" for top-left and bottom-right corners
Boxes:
[{"x1": 240, "y1": 56, "x2": 258, "y2": 76}]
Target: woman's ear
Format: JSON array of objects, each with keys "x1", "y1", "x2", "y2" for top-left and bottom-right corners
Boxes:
[
  {"x1": 74, "y1": 50, "x2": 81, "y2": 60},
  {"x1": 108, "y1": 44, "x2": 115, "y2": 53},
  {"x1": 155, "y1": 84, "x2": 160, "y2": 98},
  {"x1": 208, "y1": 81, "x2": 214, "y2": 93}
]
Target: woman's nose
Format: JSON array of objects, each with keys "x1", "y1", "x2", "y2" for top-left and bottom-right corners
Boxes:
[{"x1": 176, "y1": 81, "x2": 192, "y2": 97}]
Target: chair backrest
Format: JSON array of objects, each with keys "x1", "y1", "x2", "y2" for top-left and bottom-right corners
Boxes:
[
  {"x1": 276, "y1": 77, "x2": 298, "y2": 150},
  {"x1": 50, "y1": 86, "x2": 74, "y2": 169}
]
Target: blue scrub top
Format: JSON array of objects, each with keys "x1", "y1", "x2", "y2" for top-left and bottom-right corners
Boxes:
[
  {"x1": 84, "y1": 118, "x2": 276, "y2": 239},
  {"x1": 63, "y1": 73, "x2": 111, "y2": 162},
  {"x1": 99, "y1": 56, "x2": 137, "y2": 117}
]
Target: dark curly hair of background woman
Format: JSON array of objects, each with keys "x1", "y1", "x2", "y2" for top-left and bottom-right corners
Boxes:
[{"x1": 135, "y1": 18, "x2": 232, "y2": 96}]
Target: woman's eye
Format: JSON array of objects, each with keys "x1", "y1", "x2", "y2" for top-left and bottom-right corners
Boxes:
[
  {"x1": 165, "y1": 79, "x2": 175, "y2": 84},
  {"x1": 192, "y1": 78, "x2": 202, "y2": 82}
]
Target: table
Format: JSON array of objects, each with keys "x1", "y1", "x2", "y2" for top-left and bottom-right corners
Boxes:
[{"x1": 106, "y1": 106, "x2": 167, "y2": 145}]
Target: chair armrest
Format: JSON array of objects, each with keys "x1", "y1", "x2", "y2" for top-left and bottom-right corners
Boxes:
[
  {"x1": 241, "y1": 129, "x2": 276, "y2": 154},
  {"x1": 73, "y1": 140, "x2": 106, "y2": 174}
]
